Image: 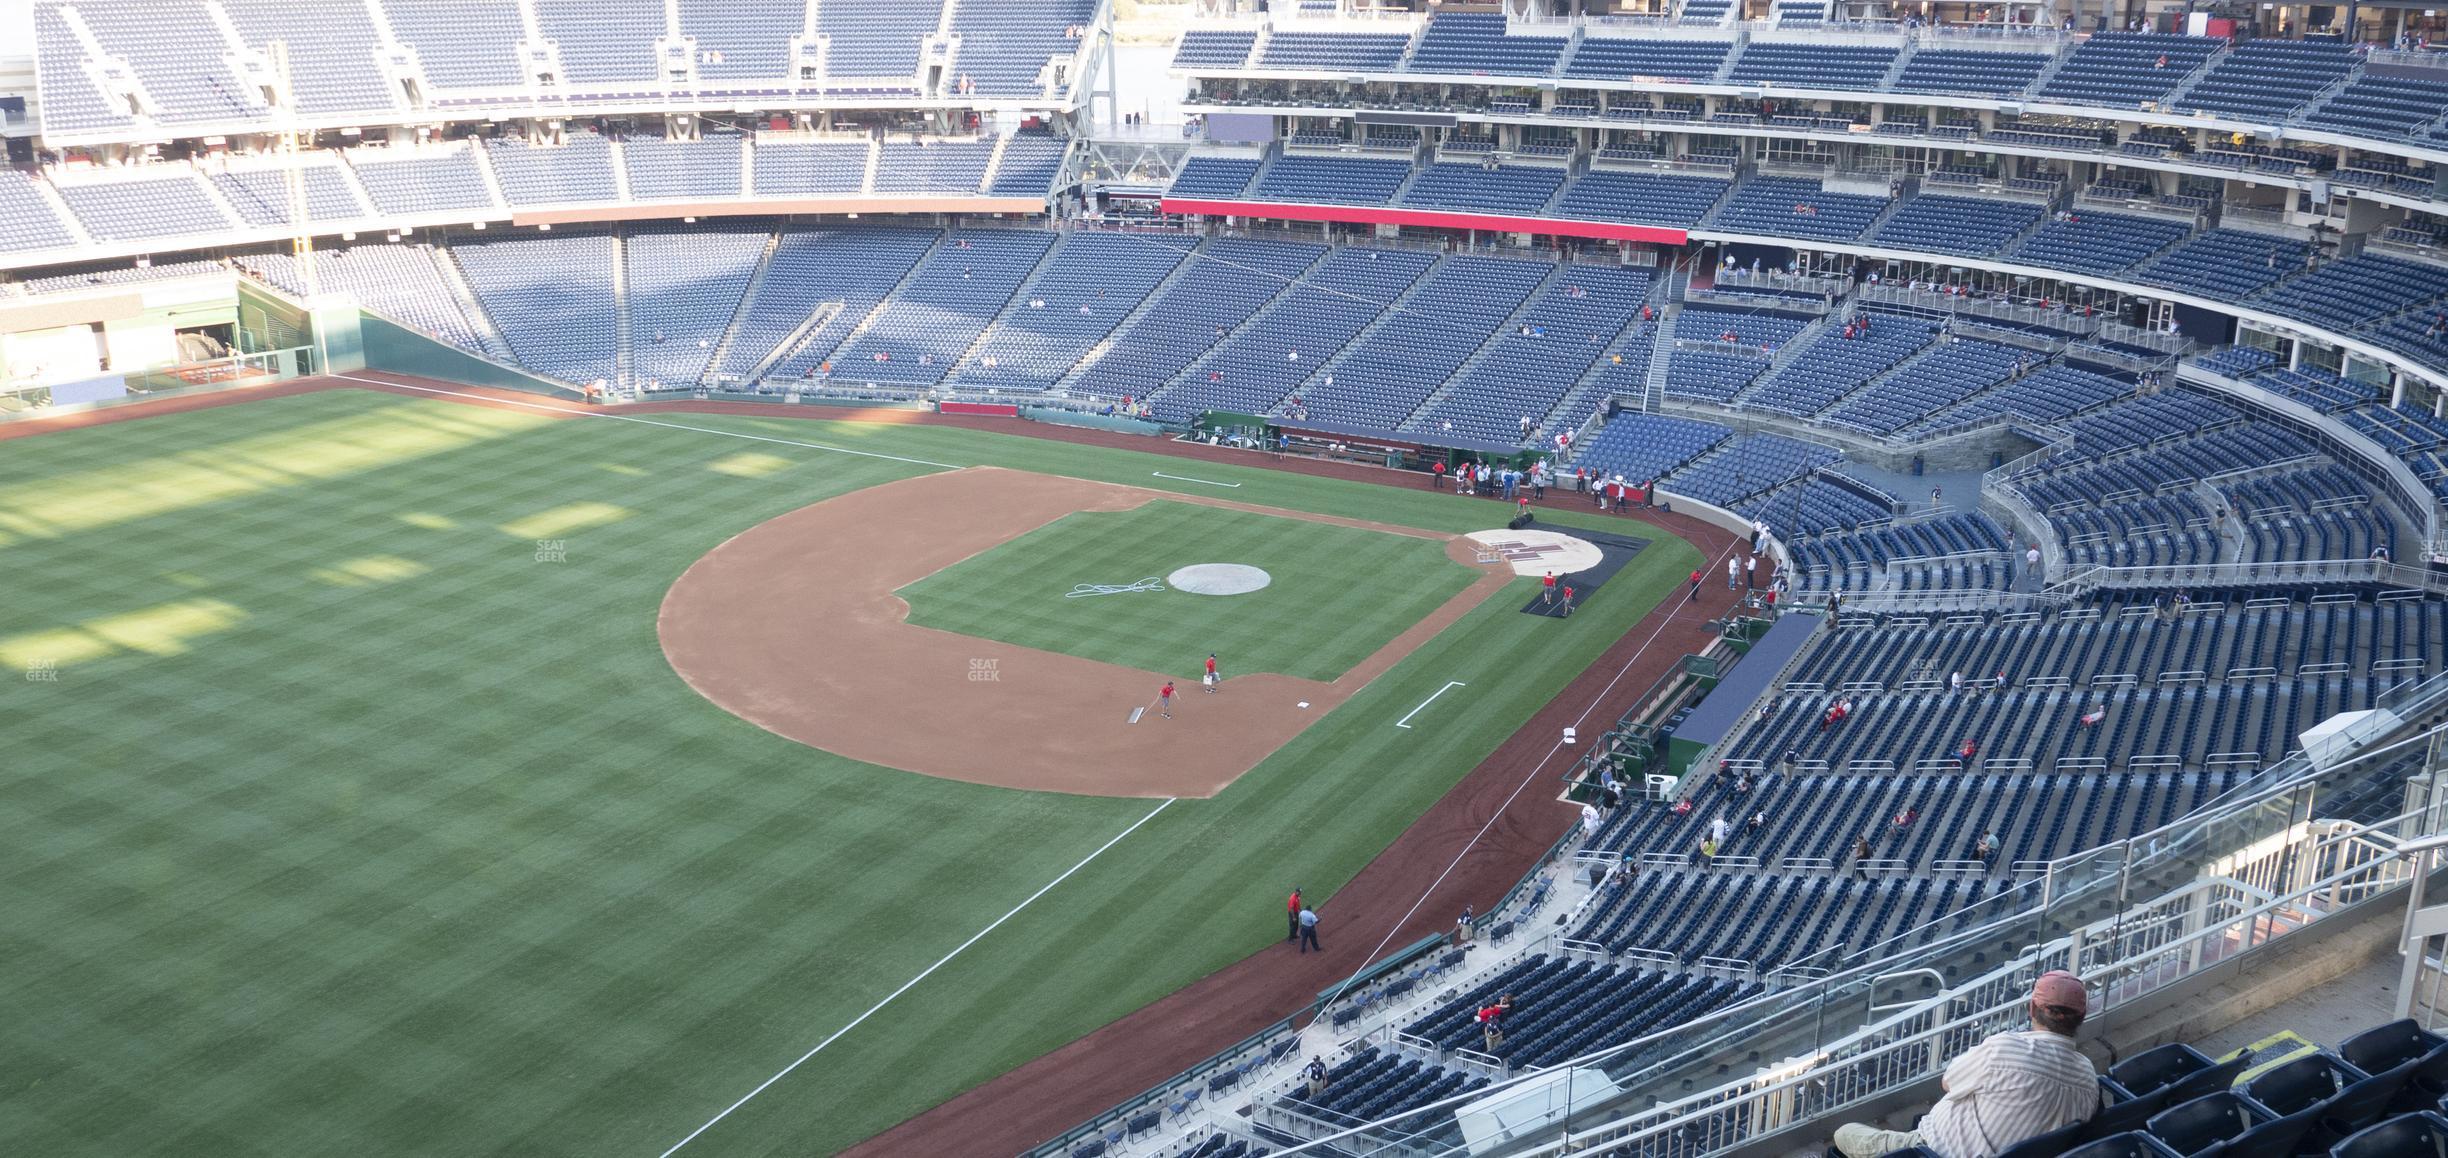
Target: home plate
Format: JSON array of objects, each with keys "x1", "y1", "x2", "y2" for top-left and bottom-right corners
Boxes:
[{"x1": 1466, "y1": 529, "x2": 1605, "y2": 576}]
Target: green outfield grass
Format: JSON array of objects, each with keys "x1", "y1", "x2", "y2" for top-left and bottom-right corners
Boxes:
[
  {"x1": 899, "y1": 500, "x2": 1477, "y2": 682},
  {"x1": 0, "y1": 387, "x2": 1701, "y2": 1157}
]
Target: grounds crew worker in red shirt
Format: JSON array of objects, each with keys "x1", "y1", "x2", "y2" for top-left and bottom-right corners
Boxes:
[{"x1": 1287, "y1": 888, "x2": 1303, "y2": 942}]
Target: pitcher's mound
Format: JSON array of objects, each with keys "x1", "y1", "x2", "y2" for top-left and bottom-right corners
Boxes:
[{"x1": 1167, "y1": 563, "x2": 1272, "y2": 595}]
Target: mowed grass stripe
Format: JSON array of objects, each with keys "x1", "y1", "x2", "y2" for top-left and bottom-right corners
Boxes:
[
  {"x1": 0, "y1": 388, "x2": 1701, "y2": 1156},
  {"x1": 900, "y1": 501, "x2": 1477, "y2": 682}
]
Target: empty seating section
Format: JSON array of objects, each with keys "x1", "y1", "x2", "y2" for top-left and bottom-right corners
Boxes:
[
  {"x1": 623, "y1": 136, "x2": 744, "y2": 201},
  {"x1": 1398, "y1": 163, "x2": 1565, "y2": 216},
  {"x1": 2224, "y1": 464, "x2": 2389, "y2": 562},
  {"x1": 1252, "y1": 155, "x2": 1413, "y2": 206},
  {"x1": 1712, "y1": 178, "x2": 1886, "y2": 243},
  {"x1": 824, "y1": 230, "x2": 1055, "y2": 387},
  {"x1": 1823, "y1": 339, "x2": 2025, "y2": 436},
  {"x1": 241, "y1": 245, "x2": 504, "y2": 358},
  {"x1": 1258, "y1": 32, "x2": 1410, "y2": 72},
  {"x1": 873, "y1": 141, "x2": 994, "y2": 196},
  {"x1": 382, "y1": 0, "x2": 531, "y2": 89},
  {"x1": 1407, "y1": 13, "x2": 1566, "y2": 77},
  {"x1": 18, "y1": 260, "x2": 228, "y2": 295},
  {"x1": 0, "y1": 170, "x2": 79, "y2": 253},
  {"x1": 452, "y1": 231, "x2": 620, "y2": 383},
  {"x1": 1680, "y1": 0, "x2": 1733, "y2": 24},
  {"x1": 949, "y1": 0, "x2": 1094, "y2": 98},
  {"x1": 627, "y1": 229, "x2": 768, "y2": 389},
  {"x1": 1172, "y1": 30, "x2": 1257, "y2": 69},
  {"x1": 819, "y1": 0, "x2": 942, "y2": 87},
  {"x1": 1578, "y1": 871, "x2": 1980, "y2": 968},
  {"x1": 1072, "y1": 238, "x2": 1326, "y2": 404},
  {"x1": 1923, "y1": 363, "x2": 2130, "y2": 431},
  {"x1": 675, "y1": 0, "x2": 801, "y2": 81},
  {"x1": 1663, "y1": 308, "x2": 1812, "y2": 402},
  {"x1": 1746, "y1": 317, "x2": 1940, "y2": 416},
  {"x1": 209, "y1": 165, "x2": 366, "y2": 226},
  {"x1": 1662, "y1": 433, "x2": 1841, "y2": 505},
  {"x1": 55, "y1": 173, "x2": 231, "y2": 242},
  {"x1": 2134, "y1": 229, "x2": 2306, "y2": 300},
  {"x1": 33, "y1": 5, "x2": 135, "y2": 135},
  {"x1": 1573, "y1": 414, "x2": 1731, "y2": 484},
  {"x1": 1281, "y1": 1046, "x2": 1489, "y2": 1126},
  {"x1": 483, "y1": 135, "x2": 618, "y2": 206},
  {"x1": 954, "y1": 234, "x2": 1193, "y2": 393},
  {"x1": 2176, "y1": 38, "x2": 2356, "y2": 121},
  {"x1": 1300, "y1": 256, "x2": 1551, "y2": 429},
  {"x1": 347, "y1": 147, "x2": 496, "y2": 215},
  {"x1": 1563, "y1": 37, "x2": 1729, "y2": 82},
  {"x1": 1743, "y1": 472, "x2": 1896, "y2": 537},
  {"x1": 751, "y1": 140, "x2": 870, "y2": 196},
  {"x1": 1872, "y1": 195, "x2": 2040, "y2": 258},
  {"x1": 1593, "y1": 766, "x2": 2234, "y2": 867},
  {"x1": 68, "y1": 0, "x2": 259, "y2": 125},
  {"x1": 1725, "y1": 43, "x2": 1897, "y2": 90},
  {"x1": 989, "y1": 134, "x2": 1069, "y2": 197},
  {"x1": 1167, "y1": 157, "x2": 1262, "y2": 200},
  {"x1": 1789, "y1": 512, "x2": 2014, "y2": 594},
  {"x1": 223, "y1": 0, "x2": 398, "y2": 117},
  {"x1": 2249, "y1": 365, "x2": 2384, "y2": 412},
  {"x1": 1152, "y1": 248, "x2": 1438, "y2": 422},
  {"x1": 532, "y1": 0, "x2": 663, "y2": 83},
  {"x1": 2303, "y1": 71, "x2": 2448, "y2": 140},
  {"x1": 1414, "y1": 265, "x2": 1653, "y2": 442},
  {"x1": 2009, "y1": 211, "x2": 2191, "y2": 275},
  {"x1": 1552, "y1": 171, "x2": 1727, "y2": 229},
  {"x1": 2257, "y1": 254, "x2": 2448, "y2": 331},
  {"x1": 713, "y1": 227, "x2": 939, "y2": 384},
  {"x1": 2038, "y1": 33, "x2": 2220, "y2": 107},
  {"x1": 1397, "y1": 964, "x2": 1755, "y2": 1071},
  {"x1": 1889, "y1": 49, "x2": 2048, "y2": 97}
]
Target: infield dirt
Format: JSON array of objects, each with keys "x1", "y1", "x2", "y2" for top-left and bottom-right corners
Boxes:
[{"x1": 656, "y1": 466, "x2": 1514, "y2": 798}]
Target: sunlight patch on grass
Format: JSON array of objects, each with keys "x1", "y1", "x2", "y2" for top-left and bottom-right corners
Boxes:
[
  {"x1": 706, "y1": 451, "x2": 795, "y2": 479},
  {"x1": 398, "y1": 512, "x2": 459, "y2": 531},
  {"x1": 0, "y1": 597, "x2": 248, "y2": 670},
  {"x1": 496, "y1": 501, "x2": 633, "y2": 540},
  {"x1": 310, "y1": 555, "x2": 431, "y2": 588},
  {"x1": 0, "y1": 404, "x2": 546, "y2": 544}
]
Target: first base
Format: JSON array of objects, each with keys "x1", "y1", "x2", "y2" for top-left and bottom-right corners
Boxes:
[{"x1": 1128, "y1": 706, "x2": 1146, "y2": 724}]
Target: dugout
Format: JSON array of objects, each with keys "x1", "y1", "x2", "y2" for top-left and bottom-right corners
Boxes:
[{"x1": 1267, "y1": 416, "x2": 1539, "y2": 474}]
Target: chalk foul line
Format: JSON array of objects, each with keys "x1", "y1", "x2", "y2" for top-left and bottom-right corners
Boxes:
[
  {"x1": 1394, "y1": 681, "x2": 1467, "y2": 730},
  {"x1": 656, "y1": 798, "x2": 1177, "y2": 1157},
  {"x1": 1152, "y1": 471, "x2": 1242, "y2": 488}
]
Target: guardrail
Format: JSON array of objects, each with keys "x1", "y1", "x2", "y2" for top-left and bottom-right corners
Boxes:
[{"x1": 2048, "y1": 556, "x2": 2448, "y2": 597}]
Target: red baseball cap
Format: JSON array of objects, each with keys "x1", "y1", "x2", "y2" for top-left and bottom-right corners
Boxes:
[{"x1": 2033, "y1": 970, "x2": 2088, "y2": 1015}]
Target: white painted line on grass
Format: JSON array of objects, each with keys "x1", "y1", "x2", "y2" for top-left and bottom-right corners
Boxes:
[
  {"x1": 1152, "y1": 471, "x2": 1242, "y2": 488},
  {"x1": 331, "y1": 374, "x2": 967, "y2": 470},
  {"x1": 1394, "y1": 681, "x2": 1467, "y2": 730},
  {"x1": 658, "y1": 797, "x2": 1176, "y2": 1157}
]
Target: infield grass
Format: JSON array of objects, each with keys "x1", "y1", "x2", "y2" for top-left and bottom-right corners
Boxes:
[
  {"x1": 899, "y1": 500, "x2": 1478, "y2": 681},
  {"x1": 0, "y1": 387, "x2": 1704, "y2": 1157}
]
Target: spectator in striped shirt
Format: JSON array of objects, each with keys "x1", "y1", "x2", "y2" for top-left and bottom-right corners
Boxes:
[{"x1": 1831, "y1": 971, "x2": 2100, "y2": 1157}]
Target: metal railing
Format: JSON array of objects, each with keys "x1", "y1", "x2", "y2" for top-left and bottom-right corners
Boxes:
[{"x1": 2048, "y1": 556, "x2": 2448, "y2": 597}]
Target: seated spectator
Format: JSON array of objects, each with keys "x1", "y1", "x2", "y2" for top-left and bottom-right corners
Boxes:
[{"x1": 1832, "y1": 972, "x2": 2099, "y2": 1157}]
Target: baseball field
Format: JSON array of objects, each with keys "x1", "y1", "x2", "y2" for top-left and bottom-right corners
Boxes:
[{"x1": 0, "y1": 384, "x2": 1701, "y2": 1156}]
